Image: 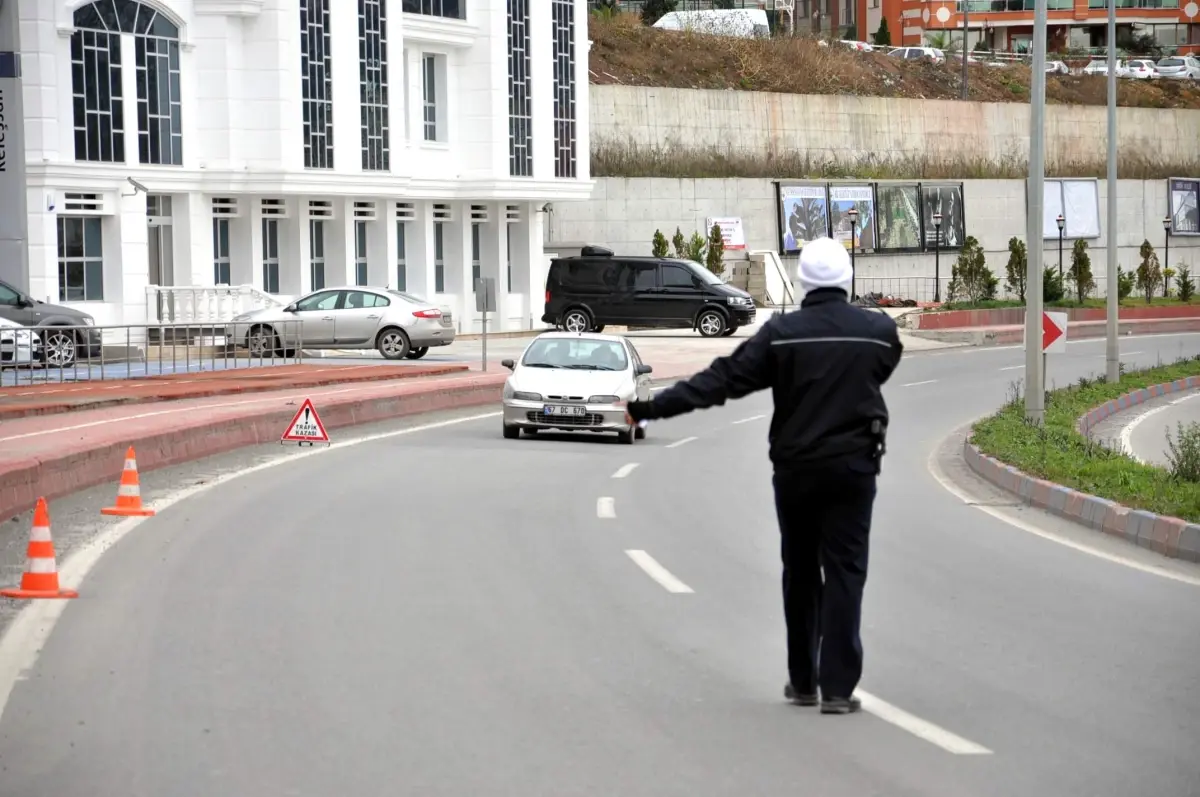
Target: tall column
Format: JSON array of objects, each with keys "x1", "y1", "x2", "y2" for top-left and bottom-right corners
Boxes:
[
  {"x1": 479, "y1": 203, "x2": 509, "y2": 330},
  {"x1": 509, "y1": 202, "x2": 541, "y2": 329},
  {"x1": 282, "y1": 197, "x2": 310, "y2": 297},
  {"x1": 0, "y1": 0, "x2": 29, "y2": 289},
  {"x1": 443, "y1": 203, "x2": 472, "y2": 330},
  {"x1": 247, "y1": 199, "x2": 265, "y2": 292},
  {"x1": 406, "y1": 202, "x2": 435, "y2": 298},
  {"x1": 116, "y1": 190, "x2": 150, "y2": 325},
  {"x1": 383, "y1": 203, "x2": 400, "y2": 290},
  {"x1": 26, "y1": 193, "x2": 57, "y2": 303},
  {"x1": 368, "y1": 213, "x2": 389, "y2": 286},
  {"x1": 175, "y1": 193, "x2": 213, "y2": 286},
  {"x1": 329, "y1": 198, "x2": 356, "y2": 286}
]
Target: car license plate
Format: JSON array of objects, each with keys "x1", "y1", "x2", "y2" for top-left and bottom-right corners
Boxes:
[{"x1": 544, "y1": 404, "x2": 586, "y2": 417}]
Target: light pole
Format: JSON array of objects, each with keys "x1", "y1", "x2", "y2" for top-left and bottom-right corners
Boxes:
[
  {"x1": 1056, "y1": 213, "x2": 1065, "y2": 283},
  {"x1": 933, "y1": 212, "x2": 943, "y2": 303},
  {"x1": 847, "y1": 206, "x2": 859, "y2": 300},
  {"x1": 1164, "y1": 215, "x2": 1172, "y2": 296}
]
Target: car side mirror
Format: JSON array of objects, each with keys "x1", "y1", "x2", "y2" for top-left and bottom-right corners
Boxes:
[
  {"x1": 17, "y1": 296, "x2": 32, "y2": 308},
  {"x1": 501, "y1": 359, "x2": 515, "y2": 370},
  {"x1": 284, "y1": 303, "x2": 298, "y2": 313},
  {"x1": 636, "y1": 364, "x2": 653, "y2": 376}
]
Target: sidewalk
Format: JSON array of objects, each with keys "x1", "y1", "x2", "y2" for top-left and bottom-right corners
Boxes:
[
  {"x1": 0, "y1": 362, "x2": 468, "y2": 420},
  {"x1": 907, "y1": 317, "x2": 1200, "y2": 346}
]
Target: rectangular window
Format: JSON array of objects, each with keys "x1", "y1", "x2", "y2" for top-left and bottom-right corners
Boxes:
[
  {"x1": 262, "y1": 219, "x2": 280, "y2": 294},
  {"x1": 396, "y1": 222, "x2": 407, "y2": 292},
  {"x1": 401, "y1": 0, "x2": 465, "y2": 19},
  {"x1": 56, "y1": 217, "x2": 105, "y2": 301},
  {"x1": 471, "y1": 223, "x2": 481, "y2": 288},
  {"x1": 507, "y1": 0, "x2": 532, "y2": 177},
  {"x1": 434, "y1": 221, "x2": 445, "y2": 293},
  {"x1": 71, "y1": 30, "x2": 125, "y2": 163},
  {"x1": 355, "y1": 221, "x2": 369, "y2": 286},
  {"x1": 213, "y1": 218, "x2": 231, "y2": 285},
  {"x1": 301, "y1": 0, "x2": 335, "y2": 169},
  {"x1": 134, "y1": 34, "x2": 183, "y2": 165},
  {"x1": 422, "y1": 54, "x2": 439, "y2": 142},
  {"x1": 310, "y1": 220, "x2": 326, "y2": 290},
  {"x1": 551, "y1": 0, "x2": 577, "y2": 179},
  {"x1": 360, "y1": 0, "x2": 391, "y2": 171}
]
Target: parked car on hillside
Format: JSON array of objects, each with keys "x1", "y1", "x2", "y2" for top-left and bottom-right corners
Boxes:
[
  {"x1": 887, "y1": 46, "x2": 946, "y2": 64},
  {"x1": 1083, "y1": 58, "x2": 1128, "y2": 77},
  {"x1": 1046, "y1": 60, "x2": 1070, "y2": 74},
  {"x1": 1125, "y1": 59, "x2": 1157, "y2": 79},
  {"x1": 1155, "y1": 56, "x2": 1200, "y2": 79}
]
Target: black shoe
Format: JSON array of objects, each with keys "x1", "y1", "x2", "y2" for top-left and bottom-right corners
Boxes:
[
  {"x1": 820, "y1": 696, "x2": 862, "y2": 715},
  {"x1": 784, "y1": 683, "x2": 819, "y2": 706}
]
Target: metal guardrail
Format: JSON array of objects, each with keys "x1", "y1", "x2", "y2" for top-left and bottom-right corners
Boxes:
[
  {"x1": 0, "y1": 320, "x2": 305, "y2": 387},
  {"x1": 855, "y1": 277, "x2": 952, "y2": 304}
]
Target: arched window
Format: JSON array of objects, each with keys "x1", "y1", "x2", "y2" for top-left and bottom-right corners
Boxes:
[{"x1": 71, "y1": 0, "x2": 183, "y2": 166}]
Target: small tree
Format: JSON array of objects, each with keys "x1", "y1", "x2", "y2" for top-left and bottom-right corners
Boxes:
[
  {"x1": 1136, "y1": 239, "x2": 1162, "y2": 304},
  {"x1": 843, "y1": 23, "x2": 859, "y2": 41},
  {"x1": 946, "y1": 236, "x2": 998, "y2": 305},
  {"x1": 1163, "y1": 267, "x2": 1176, "y2": 299},
  {"x1": 872, "y1": 18, "x2": 892, "y2": 46},
  {"x1": 1043, "y1": 267, "x2": 1065, "y2": 303},
  {"x1": 1116, "y1": 266, "x2": 1135, "y2": 300},
  {"x1": 1068, "y1": 238, "x2": 1094, "y2": 304},
  {"x1": 706, "y1": 224, "x2": 726, "y2": 276},
  {"x1": 1177, "y1": 266, "x2": 1195, "y2": 302},
  {"x1": 651, "y1": 229, "x2": 669, "y2": 258},
  {"x1": 640, "y1": 0, "x2": 677, "y2": 26},
  {"x1": 684, "y1": 231, "x2": 707, "y2": 265},
  {"x1": 1004, "y1": 237, "x2": 1027, "y2": 302},
  {"x1": 671, "y1": 227, "x2": 687, "y2": 260},
  {"x1": 712, "y1": 0, "x2": 736, "y2": 7}
]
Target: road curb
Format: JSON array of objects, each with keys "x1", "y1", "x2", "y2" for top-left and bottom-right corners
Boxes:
[
  {"x1": 963, "y1": 378, "x2": 1200, "y2": 563},
  {"x1": 0, "y1": 375, "x2": 507, "y2": 523}
]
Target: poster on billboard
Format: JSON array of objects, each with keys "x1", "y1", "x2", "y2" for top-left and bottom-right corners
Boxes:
[
  {"x1": 705, "y1": 216, "x2": 746, "y2": 250},
  {"x1": 776, "y1": 183, "x2": 829, "y2": 255},
  {"x1": 920, "y1": 183, "x2": 965, "y2": 250},
  {"x1": 828, "y1": 184, "x2": 876, "y2": 251},
  {"x1": 1169, "y1": 178, "x2": 1200, "y2": 235},
  {"x1": 875, "y1": 183, "x2": 923, "y2": 252},
  {"x1": 1039, "y1": 179, "x2": 1100, "y2": 239}
]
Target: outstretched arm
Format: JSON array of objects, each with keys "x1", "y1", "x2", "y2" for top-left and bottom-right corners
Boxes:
[{"x1": 627, "y1": 323, "x2": 775, "y2": 422}]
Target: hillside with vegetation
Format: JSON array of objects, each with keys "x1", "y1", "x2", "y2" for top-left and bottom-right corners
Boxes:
[{"x1": 587, "y1": 11, "x2": 1200, "y2": 109}]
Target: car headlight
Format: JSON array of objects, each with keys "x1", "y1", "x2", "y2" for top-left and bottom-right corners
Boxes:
[
  {"x1": 512, "y1": 391, "x2": 543, "y2": 402},
  {"x1": 587, "y1": 395, "x2": 621, "y2": 404},
  {"x1": 81, "y1": 316, "x2": 94, "y2": 326},
  {"x1": 727, "y1": 296, "x2": 752, "y2": 306}
]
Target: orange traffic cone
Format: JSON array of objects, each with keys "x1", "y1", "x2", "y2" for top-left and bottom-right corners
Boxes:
[
  {"x1": 101, "y1": 446, "x2": 156, "y2": 517},
  {"x1": 1, "y1": 498, "x2": 78, "y2": 600}
]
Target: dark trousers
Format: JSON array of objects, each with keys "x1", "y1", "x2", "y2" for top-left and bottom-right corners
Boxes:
[{"x1": 772, "y1": 459, "x2": 877, "y2": 700}]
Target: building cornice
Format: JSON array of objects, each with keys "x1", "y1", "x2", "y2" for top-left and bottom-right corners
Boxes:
[
  {"x1": 193, "y1": 0, "x2": 265, "y2": 17},
  {"x1": 398, "y1": 14, "x2": 479, "y2": 48}
]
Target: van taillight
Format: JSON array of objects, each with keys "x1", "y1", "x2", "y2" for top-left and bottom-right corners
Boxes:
[{"x1": 545, "y1": 290, "x2": 551, "y2": 303}]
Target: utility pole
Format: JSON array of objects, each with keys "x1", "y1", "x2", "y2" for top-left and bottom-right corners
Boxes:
[
  {"x1": 1105, "y1": 0, "x2": 1120, "y2": 383},
  {"x1": 1025, "y1": 0, "x2": 1049, "y2": 425}
]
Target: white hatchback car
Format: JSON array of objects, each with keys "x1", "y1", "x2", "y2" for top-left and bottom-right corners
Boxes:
[
  {"x1": 0, "y1": 318, "x2": 41, "y2": 368},
  {"x1": 500, "y1": 332, "x2": 655, "y2": 444}
]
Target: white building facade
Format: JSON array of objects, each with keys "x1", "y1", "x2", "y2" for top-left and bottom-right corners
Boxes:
[{"x1": 9, "y1": 0, "x2": 592, "y2": 333}]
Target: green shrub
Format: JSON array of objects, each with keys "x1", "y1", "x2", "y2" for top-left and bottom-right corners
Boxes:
[
  {"x1": 1068, "y1": 239, "x2": 1094, "y2": 303},
  {"x1": 1177, "y1": 266, "x2": 1195, "y2": 302},
  {"x1": 1136, "y1": 239, "x2": 1162, "y2": 304},
  {"x1": 1004, "y1": 237, "x2": 1027, "y2": 302},
  {"x1": 1163, "y1": 267, "x2": 1176, "y2": 299},
  {"x1": 671, "y1": 227, "x2": 686, "y2": 259},
  {"x1": 706, "y1": 224, "x2": 726, "y2": 276},
  {"x1": 640, "y1": 0, "x2": 677, "y2": 26},
  {"x1": 1043, "y1": 268, "x2": 1065, "y2": 303},
  {"x1": 1166, "y1": 421, "x2": 1200, "y2": 482},
  {"x1": 652, "y1": 229, "x2": 669, "y2": 258},
  {"x1": 1117, "y1": 266, "x2": 1135, "y2": 300},
  {"x1": 947, "y1": 236, "x2": 998, "y2": 304},
  {"x1": 684, "y1": 231, "x2": 707, "y2": 264},
  {"x1": 873, "y1": 18, "x2": 892, "y2": 46}
]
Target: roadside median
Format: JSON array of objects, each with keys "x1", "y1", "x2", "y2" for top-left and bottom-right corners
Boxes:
[{"x1": 965, "y1": 359, "x2": 1200, "y2": 562}]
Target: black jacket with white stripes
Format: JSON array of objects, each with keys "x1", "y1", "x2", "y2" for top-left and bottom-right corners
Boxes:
[{"x1": 627, "y1": 289, "x2": 904, "y2": 468}]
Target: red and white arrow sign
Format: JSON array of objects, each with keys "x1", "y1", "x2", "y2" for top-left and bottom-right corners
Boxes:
[{"x1": 1042, "y1": 311, "x2": 1068, "y2": 353}]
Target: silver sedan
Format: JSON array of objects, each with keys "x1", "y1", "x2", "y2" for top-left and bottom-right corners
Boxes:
[
  {"x1": 227, "y1": 287, "x2": 455, "y2": 360},
  {"x1": 500, "y1": 332, "x2": 654, "y2": 444}
]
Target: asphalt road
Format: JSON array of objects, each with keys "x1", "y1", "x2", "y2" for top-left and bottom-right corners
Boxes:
[
  {"x1": 1119, "y1": 387, "x2": 1200, "y2": 467},
  {"x1": 1, "y1": 333, "x2": 1200, "y2": 796}
]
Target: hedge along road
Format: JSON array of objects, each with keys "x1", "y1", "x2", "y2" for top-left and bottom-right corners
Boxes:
[{"x1": 0, "y1": 333, "x2": 1199, "y2": 796}]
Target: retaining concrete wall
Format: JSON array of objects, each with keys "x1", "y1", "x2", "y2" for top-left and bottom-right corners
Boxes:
[{"x1": 591, "y1": 85, "x2": 1200, "y2": 170}]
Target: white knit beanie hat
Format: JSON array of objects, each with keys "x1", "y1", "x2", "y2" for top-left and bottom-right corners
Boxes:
[{"x1": 798, "y1": 237, "x2": 853, "y2": 296}]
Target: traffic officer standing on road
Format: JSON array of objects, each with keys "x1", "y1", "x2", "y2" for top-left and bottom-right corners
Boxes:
[{"x1": 624, "y1": 236, "x2": 903, "y2": 715}]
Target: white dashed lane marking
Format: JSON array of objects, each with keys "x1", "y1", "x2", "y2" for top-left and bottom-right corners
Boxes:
[
  {"x1": 733, "y1": 414, "x2": 766, "y2": 425},
  {"x1": 901, "y1": 379, "x2": 939, "y2": 387},
  {"x1": 611, "y1": 463, "x2": 639, "y2": 479},
  {"x1": 665, "y1": 436, "x2": 698, "y2": 449},
  {"x1": 596, "y1": 497, "x2": 616, "y2": 519},
  {"x1": 624, "y1": 550, "x2": 694, "y2": 594}
]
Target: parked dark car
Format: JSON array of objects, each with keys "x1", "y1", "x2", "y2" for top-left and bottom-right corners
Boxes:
[
  {"x1": 0, "y1": 278, "x2": 103, "y2": 367},
  {"x1": 542, "y1": 246, "x2": 756, "y2": 338}
]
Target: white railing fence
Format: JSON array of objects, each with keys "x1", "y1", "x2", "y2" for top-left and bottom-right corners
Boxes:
[{"x1": 145, "y1": 285, "x2": 291, "y2": 325}]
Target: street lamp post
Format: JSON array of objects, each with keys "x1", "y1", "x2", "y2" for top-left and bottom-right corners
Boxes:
[
  {"x1": 1164, "y1": 216, "x2": 1172, "y2": 287},
  {"x1": 847, "y1": 207, "x2": 859, "y2": 301},
  {"x1": 933, "y1": 212, "x2": 943, "y2": 303},
  {"x1": 1056, "y1": 214, "x2": 1065, "y2": 283}
]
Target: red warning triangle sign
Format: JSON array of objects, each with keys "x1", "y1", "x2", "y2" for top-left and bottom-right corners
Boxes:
[{"x1": 281, "y1": 398, "x2": 330, "y2": 444}]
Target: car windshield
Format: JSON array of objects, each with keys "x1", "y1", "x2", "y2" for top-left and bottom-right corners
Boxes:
[
  {"x1": 521, "y1": 338, "x2": 629, "y2": 371},
  {"x1": 667, "y1": 259, "x2": 723, "y2": 286}
]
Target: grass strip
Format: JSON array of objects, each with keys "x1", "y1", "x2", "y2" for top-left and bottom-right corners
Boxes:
[{"x1": 970, "y1": 357, "x2": 1200, "y2": 522}]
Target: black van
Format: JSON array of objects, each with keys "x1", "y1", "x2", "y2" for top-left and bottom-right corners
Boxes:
[{"x1": 542, "y1": 246, "x2": 756, "y2": 338}]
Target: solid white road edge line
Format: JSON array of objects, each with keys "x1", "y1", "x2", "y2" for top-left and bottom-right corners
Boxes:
[
  {"x1": 856, "y1": 690, "x2": 992, "y2": 755},
  {"x1": 0, "y1": 410, "x2": 504, "y2": 727},
  {"x1": 733, "y1": 414, "x2": 767, "y2": 425},
  {"x1": 925, "y1": 439, "x2": 1200, "y2": 588},
  {"x1": 611, "y1": 463, "x2": 640, "y2": 479},
  {"x1": 1117, "y1": 390, "x2": 1200, "y2": 462},
  {"x1": 666, "y1": 436, "x2": 698, "y2": 449},
  {"x1": 624, "y1": 550, "x2": 694, "y2": 594},
  {"x1": 999, "y1": 365, "x2": 1024, "y2": 372},
  {"x1": 902, "y1": 380, "x2": 938, "y2": 387},
  {"x1": 597, "y1": 497, "x2": 617, "y2": 519}
]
